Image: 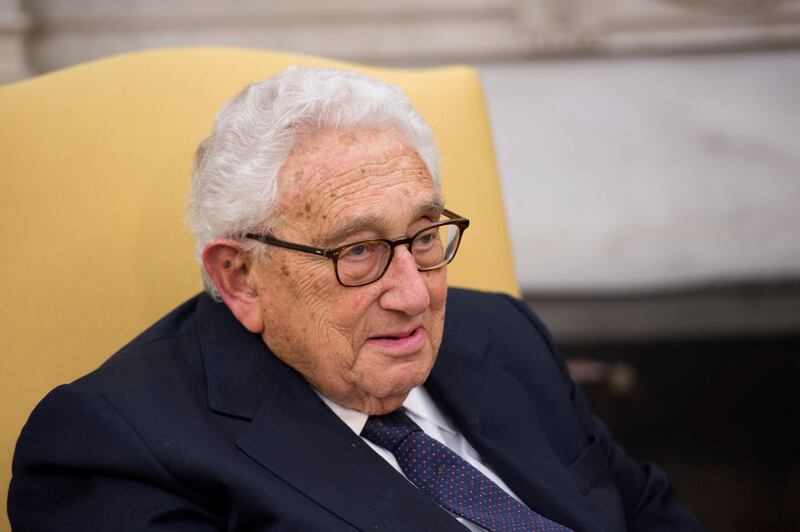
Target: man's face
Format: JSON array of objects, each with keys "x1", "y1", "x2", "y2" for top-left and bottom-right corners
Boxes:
[{"x1": 248, "y1": 127, "x2": 447, "y2": 415}]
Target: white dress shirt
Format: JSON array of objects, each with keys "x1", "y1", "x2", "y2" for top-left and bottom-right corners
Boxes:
[{"x1": 318, "y1": 387, "x2": 523, "y2": 532}]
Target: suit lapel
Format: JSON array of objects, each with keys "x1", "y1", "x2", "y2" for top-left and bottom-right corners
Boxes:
[
  {"x1": 237, "y1": 365, "x2": 466, "y2": 532},
  {"x1": 196, "y1": 296, "x2": 465, "y2": 532},
  {"x1": 426, "y1": 310, "x2": 602, "y2": 532}
]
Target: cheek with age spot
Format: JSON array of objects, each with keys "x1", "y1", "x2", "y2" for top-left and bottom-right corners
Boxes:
[{"x1": 351, "y1": 292, "x2": 368, "y2": 309}]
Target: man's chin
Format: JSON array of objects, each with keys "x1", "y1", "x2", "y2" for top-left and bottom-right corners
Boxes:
[{"x1": 366, "y1": 361, "x2": 433, "y2": 403}]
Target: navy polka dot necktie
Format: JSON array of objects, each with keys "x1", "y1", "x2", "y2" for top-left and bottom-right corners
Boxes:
[{"x1": 361, "y1": 409, "x2": 572, "y2": 532}]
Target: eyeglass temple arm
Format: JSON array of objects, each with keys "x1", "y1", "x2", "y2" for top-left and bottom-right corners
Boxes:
[
  {"x1": 442, "y1": 209, "x2": 470, "y2": 229},
  {"x1": 244, "y1": 234, "x2": 332, "y2": 257}
]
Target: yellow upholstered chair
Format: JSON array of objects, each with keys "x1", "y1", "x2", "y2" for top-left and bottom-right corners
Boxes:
[{"x1": 0, "y1": 48, "x2": 517, "y2": 528}]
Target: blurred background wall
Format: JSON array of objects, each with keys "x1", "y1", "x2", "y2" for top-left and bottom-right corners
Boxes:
[{"x1": 2, "y1": 0, "x2": 799, "y2": 529}]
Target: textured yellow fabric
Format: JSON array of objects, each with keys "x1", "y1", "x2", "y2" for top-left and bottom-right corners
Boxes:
[{"x1": 0, "y1": 48, "x2": 517, "y2": 526}]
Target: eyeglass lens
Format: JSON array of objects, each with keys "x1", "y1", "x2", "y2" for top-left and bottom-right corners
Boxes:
[{"x1": 336, "y1": 223, "x2": 461, "y2": 286}]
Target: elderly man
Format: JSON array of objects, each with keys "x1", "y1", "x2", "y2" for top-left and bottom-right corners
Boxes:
[{"x1": 9, "y1": 67, "x2": 704, "y2": 531}]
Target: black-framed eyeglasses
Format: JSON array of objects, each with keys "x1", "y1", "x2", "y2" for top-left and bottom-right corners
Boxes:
[{"x1": 246, "y1": 209, "x2": 470, "y2": 287}]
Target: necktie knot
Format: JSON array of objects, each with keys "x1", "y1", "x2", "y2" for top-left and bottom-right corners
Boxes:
[{"x1": 361, "y1": 409, "x2": 421, "y2": 452}]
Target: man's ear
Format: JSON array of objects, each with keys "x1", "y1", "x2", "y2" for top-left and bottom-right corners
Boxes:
[{"x1": 202, "y1": 240, "x2": 265, "y2": 333}]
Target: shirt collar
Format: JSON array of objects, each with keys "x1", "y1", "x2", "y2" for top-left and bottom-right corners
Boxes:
[
  {"x1": 317, "y1": 386, "x2": 457, "y2": 437},
  {"x1": 317, "y1": 393, "x2": 369, "y2": 434}
]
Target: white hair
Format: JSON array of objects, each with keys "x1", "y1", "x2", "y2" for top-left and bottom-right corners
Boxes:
[{"x1": 187, "y1": 66, "x2": 441, "y2": 297}]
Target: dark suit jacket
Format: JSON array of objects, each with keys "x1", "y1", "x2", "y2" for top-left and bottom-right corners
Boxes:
[{"x1": 9, "y1": 288, "x2": 704, "y2": 531}]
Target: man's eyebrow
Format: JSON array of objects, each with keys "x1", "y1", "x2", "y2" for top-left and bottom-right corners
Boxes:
[
  {"x1": 320, "y1": 197, "x2": 444, "y2": 248},
  {"x1": 423, "y1": 197, "x2": 445, "y2": 218},
  {"x1": 320, "y1": 213, "x2": 389, "y2": 247}
]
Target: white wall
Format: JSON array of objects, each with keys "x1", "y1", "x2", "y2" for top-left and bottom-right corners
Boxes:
[{"x1": 480, "y1": 51, "x2": 800, "y2": 292}]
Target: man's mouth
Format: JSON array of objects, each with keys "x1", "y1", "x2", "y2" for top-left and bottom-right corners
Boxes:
[
  {"x1": 366, "y1": 327, "x2": 426, "y2": 354},
  {"x1": 373, "y1": 330, "x2": 414, "y2": 340}
]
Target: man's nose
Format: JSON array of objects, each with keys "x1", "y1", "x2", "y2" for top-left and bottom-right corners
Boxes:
[{"x1": 378, "y1": 246, "x2": 431, "y2": 315}]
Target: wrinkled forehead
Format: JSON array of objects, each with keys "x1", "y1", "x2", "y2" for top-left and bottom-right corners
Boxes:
[
  {"x1": 275, "y1": 127, "x2": 438, "y2": 225},
  {"x1": 278, "y1": 128, "x2": 421, "y2": 195}
]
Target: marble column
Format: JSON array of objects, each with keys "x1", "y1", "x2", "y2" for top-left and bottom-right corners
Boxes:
[{"x1": 0, "y1": 0, "x2": 29, "y2": 82}]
